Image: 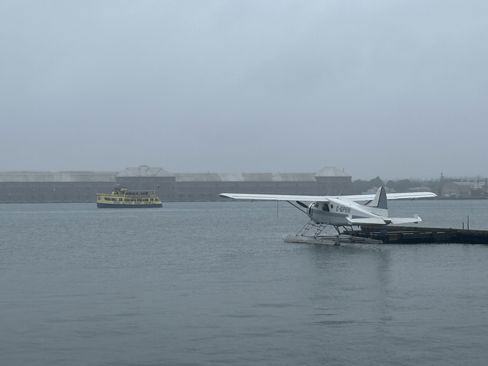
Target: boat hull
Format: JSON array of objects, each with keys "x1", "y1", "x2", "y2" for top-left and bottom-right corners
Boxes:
[{"x1": 96, "y1": 203, "x2": 162, "y2": 208}]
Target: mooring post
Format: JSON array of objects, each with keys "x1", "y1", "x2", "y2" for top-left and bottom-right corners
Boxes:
[{"x1": 467, "y1": 215, "x2": 470, "y2": 230}]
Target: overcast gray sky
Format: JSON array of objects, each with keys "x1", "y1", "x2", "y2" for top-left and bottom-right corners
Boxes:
[{"x1": 1, "y1": 0, "x2": 487, "y2": 179}]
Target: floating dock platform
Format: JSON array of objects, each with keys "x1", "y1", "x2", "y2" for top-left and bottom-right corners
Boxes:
[
  {"x1": 284, "y1": 225, "x2": 488, "y2": 245},
  {"x1": 351, "y1": 225, "x2": 488, "y2": 244}
]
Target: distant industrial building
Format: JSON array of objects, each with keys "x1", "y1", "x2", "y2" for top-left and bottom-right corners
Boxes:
[{"x1": 0, "y1": 165, "x2": 352, "y2": 203}]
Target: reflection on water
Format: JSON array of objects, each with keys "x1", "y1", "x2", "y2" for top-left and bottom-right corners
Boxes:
[{"x1": 0, "y1": 201, "x2": 488, "y2": 366}]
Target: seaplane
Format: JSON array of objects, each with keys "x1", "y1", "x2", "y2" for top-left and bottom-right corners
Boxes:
[{"x1": 220, "y1": 186, "x2": 437, "y2": 244}]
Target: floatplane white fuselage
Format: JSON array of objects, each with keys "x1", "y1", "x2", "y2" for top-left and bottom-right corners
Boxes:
[{"x1": 220, "y1": 186, "x2": 437, "y2": 231}]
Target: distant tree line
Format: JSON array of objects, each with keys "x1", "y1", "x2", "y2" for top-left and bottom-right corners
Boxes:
[
  {"x1": 351, "y1": 176, "x2": 488, "y2": 198},
  {"x1": 351, "y1": 177, "x2": 441, "y2": 195}
]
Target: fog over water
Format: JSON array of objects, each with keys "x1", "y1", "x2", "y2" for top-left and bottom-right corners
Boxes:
[{"x1": 1, "y1": 1, "x2": 487, "y2": 178}]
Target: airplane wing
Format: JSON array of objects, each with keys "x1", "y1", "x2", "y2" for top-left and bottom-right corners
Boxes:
[
  {"x1": 219, "y1": 193, "x2": 329, "y2": 202},
  {"x1": 342, "y1": 192, "x2": 437, "y2": 201},
  {"x1": 220, "y1": 191, "x2": 436, "y2": 202}
]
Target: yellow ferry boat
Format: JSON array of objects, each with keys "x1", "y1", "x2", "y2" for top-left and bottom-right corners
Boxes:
[{"x1": 96, "y1": 187, "x2": 163, "y2": 208}]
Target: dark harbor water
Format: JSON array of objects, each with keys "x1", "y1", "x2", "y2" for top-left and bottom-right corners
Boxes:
[{"x1": 1, "y1": 200, "x2": 488, "y2": 366}]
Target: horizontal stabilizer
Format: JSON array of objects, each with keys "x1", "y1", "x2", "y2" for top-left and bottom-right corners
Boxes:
[
  {"x1": 346, "y1": 215, "x2": 422, "y2": 226},
  {"x1": 346, "y1": 217, "x2": 387, "y2": 225},
  {"x1": 389, "y1": 215, "x2": 422, "y2": 225}
]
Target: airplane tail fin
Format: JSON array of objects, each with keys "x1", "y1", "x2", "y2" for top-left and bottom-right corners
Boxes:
[{"x1": 367, "y1": 186, "x2": 387, "y2": 209}]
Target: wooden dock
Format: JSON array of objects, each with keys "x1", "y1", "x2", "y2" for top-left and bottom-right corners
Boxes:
[{"x1": 351, "y1": 225, "x2": 488, "y2": 244}]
